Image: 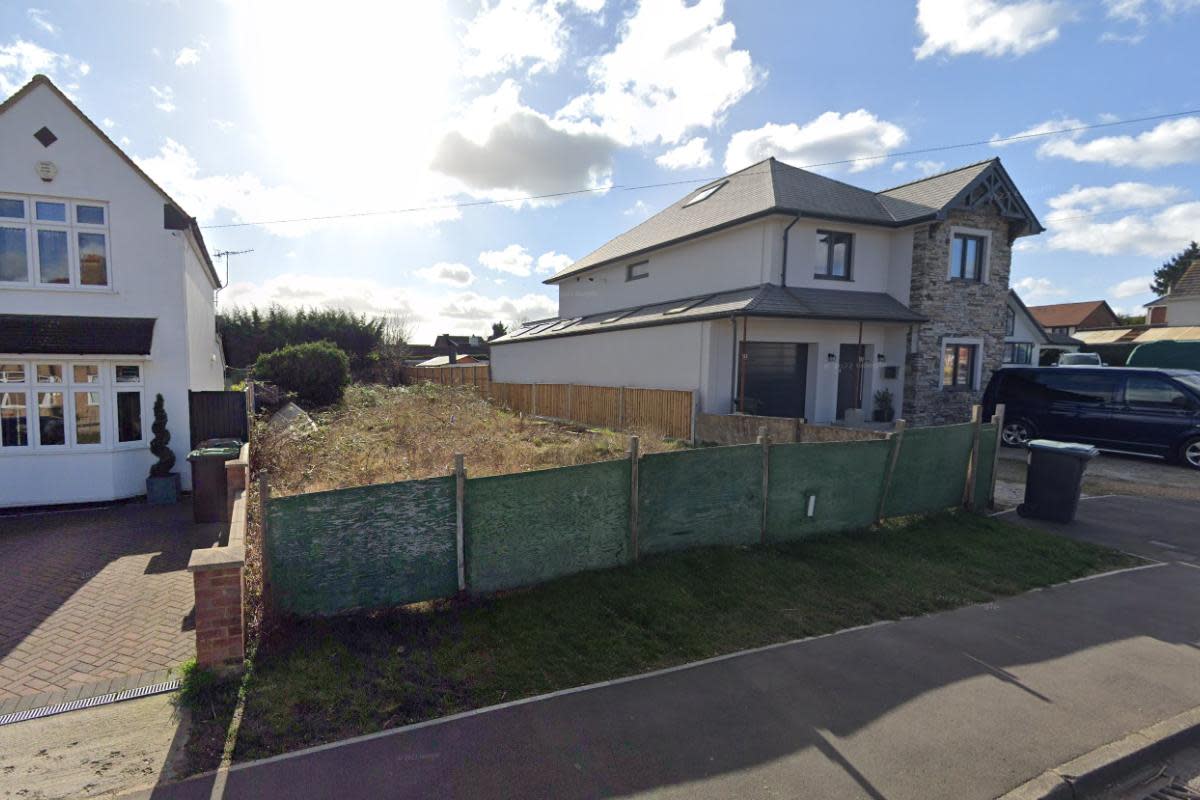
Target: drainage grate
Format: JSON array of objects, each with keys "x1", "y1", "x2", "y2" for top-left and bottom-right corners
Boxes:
[
  {"x1": 0, "y1": 679, "x2": 179, "y2": 727},
  {"x1": 1145, "y1": 783, "x2": 1200, "y2": 800}
]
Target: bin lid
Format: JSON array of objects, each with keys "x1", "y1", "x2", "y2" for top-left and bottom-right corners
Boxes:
[
  {"x1": 187, "y1": 440, "x2": 242, "y2": 460},
  {"x1": 1027, "y1": 439, "x2": 1099, "y2": 458}
]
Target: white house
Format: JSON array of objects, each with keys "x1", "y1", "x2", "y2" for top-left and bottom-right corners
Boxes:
[
  {"x1": 0, "y1": 75, "x2": 224, "y2": 508},
  {"x1": 1145, "y1": 259, "x2": 1200, "y2": 328},
  {"x1": 1004, "y1": 290, "x2": 1079, "y2": 366},
  {"x1": 491, "y1": 157, "x2": 1043, "y2": 426}
]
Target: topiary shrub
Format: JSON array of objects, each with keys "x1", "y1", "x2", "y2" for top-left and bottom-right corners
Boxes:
[
  {"x1": 149, "y1": 393, "x2": 176, "y2": 477},
  {"x1": 253, "y1": 340, "x2": 351, "y2": 407}
]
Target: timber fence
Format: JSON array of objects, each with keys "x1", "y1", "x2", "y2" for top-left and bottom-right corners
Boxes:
[{"x1": 261, "y1": 406, "x2": 1005, "y2": 617}]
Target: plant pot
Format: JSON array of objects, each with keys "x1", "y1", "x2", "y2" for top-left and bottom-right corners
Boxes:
[
  {"x1": 872, "y1": 408, "x2": 896, "y2": 423},
  {"x1": 146, "y1": 473, "x2": 180, "y2": 505}
]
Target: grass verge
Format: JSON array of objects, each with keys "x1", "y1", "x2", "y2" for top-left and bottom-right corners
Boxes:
[{"x1": 177, "y1": 512, "x2": 1139, "y2": 766}]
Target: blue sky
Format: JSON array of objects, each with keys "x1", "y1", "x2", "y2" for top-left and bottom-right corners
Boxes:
[{"x1": 2, "y1": 0, "x2": 1199, "y2": 341}]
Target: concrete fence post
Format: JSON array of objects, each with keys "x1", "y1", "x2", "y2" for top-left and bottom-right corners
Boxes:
[
  {"x1": 963, "y1": 405, "x2": 983, "y2": 511},
  {"x1": 877, "y1": 419, "x2": 907, "y2": 522},
  {"x1": 455, "y1": 454, "x2": 467, "y2": 592},
  {"x1": 988, "y1": 404, "x2": 1006, "y2": 510},
  {"x1": 758, "y1": 426, "x2": 770, "y2": 544},
  {"x1": 629, "y1": 435, "x2": 640, "y2": 562}
]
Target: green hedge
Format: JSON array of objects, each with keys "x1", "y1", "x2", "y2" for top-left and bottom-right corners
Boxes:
[{"x1": 254, "y1": 340, "x2": 350, "y2": 407}]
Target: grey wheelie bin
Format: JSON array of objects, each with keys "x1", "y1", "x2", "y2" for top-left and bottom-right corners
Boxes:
[{"x1": 1016, "y1": 439, "x2": 1098, "y2": 523}]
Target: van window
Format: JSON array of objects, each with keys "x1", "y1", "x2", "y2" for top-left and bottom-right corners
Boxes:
[
  {"x1": 1038, "y1": 371, "x2": 1118, "y2": 405},
  {"x1": 1126, "y1": 376, "x2": 1193, "y2": 410}
]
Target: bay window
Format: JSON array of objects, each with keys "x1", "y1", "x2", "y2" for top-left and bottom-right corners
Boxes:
[
  {"x1": 0, "y1": 194, "x2": 111, "y2": 290},
  {"x1": 0, "y1": 359, "x2": 145, "y2": 452}
]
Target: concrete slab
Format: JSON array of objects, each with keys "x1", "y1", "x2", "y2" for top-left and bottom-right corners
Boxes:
[{"x1": 139, "y1": 561, "x2": 1200, "y2": 800}]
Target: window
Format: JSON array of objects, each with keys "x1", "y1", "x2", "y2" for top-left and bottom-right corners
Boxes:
[
  {"x1": 942, "y1": 343, "x2": 977, "y2": 389},
  {"x1": 682, "y1": 181, "x2": 725, "y2": 207},
  {"x1": 1038, "y1": 372, "x2": 1118, "y2": 405},
  {"x1": 815, "y1": 230, "x2": 853, "y2": 279},
  {"x1": 950, "y1": 233, "x2": 985, "y2": 281},
  {"x1": 0, "y1": 194, "x2": 111, "y2": 289},
  {"x1": 1003, "y1": 342, "x2": 1033, "y2": 364},
  {"x1": 1125, "y1": 376, "x2": 1193, "y2": 410},
  {"x1": 0, "y1": 359, "x2": 146, "y2": 452},
  {"x1": 1005, "y1": 306, "x2": 1015, "y2": 336},
  {"x1": 625, "y1": 261, "x2": 649, "y2": 282}
]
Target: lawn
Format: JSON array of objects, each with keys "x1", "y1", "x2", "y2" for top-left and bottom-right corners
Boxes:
[
  {"x1": 256, "y1": 382, "x2": 684, "y2": 497},
  {"x1": 182, "y1": 511, "x2": 1137, "y2": 769}
]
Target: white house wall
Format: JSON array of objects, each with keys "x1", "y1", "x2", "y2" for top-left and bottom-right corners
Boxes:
[
  {"x1": 557, "y1": 221, "x2": 781, "y2": 318},
  {"x1": 0, "y1": 82, "x2": 217, "y2": 504},
  {"x1": 183, "y1": 233, "x2": 225, "y2": 391},
  {"x1": 1005, "y1": 298, "x2": 1045, "y2": 364},
  {"x1": 1164, "y1": 297, "x2": 1200, "y2": 326},
  {"x1": 781, "y1": 219, "x2": 914, "y2": 302}
]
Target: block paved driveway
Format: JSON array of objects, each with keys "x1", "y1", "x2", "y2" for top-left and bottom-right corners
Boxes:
[{"x1": 0, "y1": 502, "x2": 220, "y2": 715}]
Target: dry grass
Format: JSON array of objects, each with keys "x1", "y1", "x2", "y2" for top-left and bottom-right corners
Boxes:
[{"x1": 255, "y1": 382, "x2": 685, "y2": 497}]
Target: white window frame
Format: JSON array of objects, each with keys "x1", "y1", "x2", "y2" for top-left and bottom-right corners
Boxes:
[
  {"x1": 0, "y1": 357, "x2": 148, "y2": 455},
  {"x1": 0, "y1": 193, "x2": 113, "y2": 292},
  {"x1": 939, "y1": 336, "x2": 984, "y2": 391},
  {"x1": 947, "y1": 226, "x2": 992, "y2": 284}
]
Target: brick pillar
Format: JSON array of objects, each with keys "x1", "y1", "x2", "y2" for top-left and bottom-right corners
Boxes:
[{"x1": 192, "y1": 565, "x2": 245, "y2": 669}]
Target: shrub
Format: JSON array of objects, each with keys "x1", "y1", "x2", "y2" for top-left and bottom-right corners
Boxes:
[
  {"x1": 253, "y1": 341, "x2": 350, "y2": 407},
  {"x1": 149, "y1": 393, "x2": 176, "y2": 477}
]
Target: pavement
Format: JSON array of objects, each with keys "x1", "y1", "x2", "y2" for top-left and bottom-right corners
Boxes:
[
  {"x1": 0, "y1": 502, "x2": 219, "y2": 715},
  {"x1": 124, "y1": 495, "x2": 1200, "y2": 800}
]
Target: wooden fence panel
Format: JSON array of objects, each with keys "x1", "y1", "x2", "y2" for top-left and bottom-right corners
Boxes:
[
  {"x1": 623, "y1": 387, "x2": 693, "y2": 440},
  {"x1": 536, "y1": 384, "x2": 571, "y2": 419},
  {"x1": 570, "y1": 385, "x2": 621, "y2": 430}
]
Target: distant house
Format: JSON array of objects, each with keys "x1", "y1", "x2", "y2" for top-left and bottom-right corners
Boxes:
[
  {"x1": 1144, "y1": 258, "x2": 1200, "y2": 328},
  {"x1": 403, "y1": 333, "x2": 489, "y2": 365},
  {"x1": 0, "y1": 75, "x2": 224, "y2": 507},
  {"x1": 415, "y1": 354, "x2": 480, "y2": 367},
  {"x1": 1004, "y1": 291, "x2": 1079, "y2": 365},
  {"x1": 1027, "y1": 300, "x2": 1120, "y2": 336},
  {"x1": 491, "y1": 156, "x2": 1044, "y2": 426}
]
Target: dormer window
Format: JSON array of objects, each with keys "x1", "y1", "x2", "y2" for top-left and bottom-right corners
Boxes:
[
  {"x1": 682, "y1": 181, "x2": 726, "y2": 207},
  {"x1": 625, "y1": 260, "x2": 649, "y2": 282},
  {"x1": 815, "y1": 230, "x2": 853, "y2": 280}
]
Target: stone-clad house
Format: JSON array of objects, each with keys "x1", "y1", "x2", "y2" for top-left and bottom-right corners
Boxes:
[{"x1": 490, "y1": 157, "x2": 1043, "y2": 427}]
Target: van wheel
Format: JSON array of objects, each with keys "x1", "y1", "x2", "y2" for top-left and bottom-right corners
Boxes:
[
  {"x1": 1001, "y1": 420, "x2": 1033, "y2": 447},
  {"x1": 1180, "y1": 437, "x2": 1200, "y2": 470}
]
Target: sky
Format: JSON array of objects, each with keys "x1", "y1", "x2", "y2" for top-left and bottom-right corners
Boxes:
[{"x1": 2, "y1": 0, "x2": 1199, "y2": 342}]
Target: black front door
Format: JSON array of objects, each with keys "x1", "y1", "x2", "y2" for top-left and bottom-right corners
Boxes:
[
  {"x1": 741, "y1": 342, "x2": 807, "y2": 418},
  {"x1": 836, "y1": 344, "x2": 865, "y2": 420}
]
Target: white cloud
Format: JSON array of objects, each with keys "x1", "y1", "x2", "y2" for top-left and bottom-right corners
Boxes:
[
  {"x1": 1099, "y1": 30, "x2": 1146, "y2": 44},
  {"x1": 1011, "y1": 276, "x2": 1068, "y2": 303},
  {"x1": 914, "y1": 160, "x2": 946, "y2": 176},
  {"x1": 0, "y1": 38, "x2": 88, "y2": 98},
  {"x1": 1045, "y1": 182, "x2": 1200, "y2": 256},
  {"x1": 724, "y1": 110, "x2": 907, "y2": 173},
  {"x1": 174, "y1": 47, "x2": 201, "y2": 67},
  {"x1": 149, "y1": 85, "x2": 175, "y2": 112},
  {"x1": 891, "y1": 161, "x2": 909, "y2": 172},
  {"x1": 461, "y1": 0, "x2": 568, "y2": 77},
  {"x1": 218, "y1": 272, "x2": 556, "y2": 342},
  {"x1": 914, "y1": 0, "x2": 1073, "y2": 59},
  {"x1": 557, "y1": 0, "x2": 760, "y2": 146},
  {"x1": 26, "y1": 9, "x2": 57, "y2": 35},
  {"x1": 479, "y1": 244, "x2": 534, "y2": 276},
  {"x1": 1104, "y1": 0, "x2": 1200, "y2": 21},
  {"x1": 1037, "y1": 117, "x2": 1200, "y2": 168},
  {"x1": 416, "y1": 262, "x2": 475, "y2": 286},
  {"x1": 655, "y1": 137, "x2": 714, "y2": 170},
  {"x1": 536, "y1": 251, "x2": 573, "y2": 274},
  {"x1": 432, "y1": 80, "x2": 618, "y2": 200},
  {"x1": 991, "y1": 116, "x2": 1084, "y2": 146},
  {"x1": 102, "y1": 117, "x2": 116, "y2": 129},
  {"x1": 212, "y1": 119, "x2": 235, "y2": 132},
  {"x1": 624, "y1": 199, "x2": 651, "y2": 217},
  {"x1": 1109, "y1": 275, "x2": 1153, "y2": 298}
]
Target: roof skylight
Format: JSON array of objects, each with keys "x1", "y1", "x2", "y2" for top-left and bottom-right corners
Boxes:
[{"x1": 682, "y1": 181, "x2": 726, "y2": 207}]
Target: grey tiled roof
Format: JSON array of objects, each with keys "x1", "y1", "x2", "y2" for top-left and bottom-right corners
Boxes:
[
  {"x1": 549, "y1": 157, "x2": 1008, "y2": 283},
  {"x1": 0, "y1": 314, "x2": 156, "y2": 355},
  {"x1": 492, "y1": 284, "x2": 924, "y2": 345},
  {"x1": 1169, "y1": 259, "x2": 1200, "y2": 297}
]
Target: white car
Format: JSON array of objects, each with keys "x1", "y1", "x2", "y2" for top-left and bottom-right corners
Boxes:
[{"x1": 1057, "y1": 352, "x2": 1104, "y2": 366}]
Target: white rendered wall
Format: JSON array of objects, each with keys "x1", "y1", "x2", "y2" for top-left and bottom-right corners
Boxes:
[
  {"x1": 1164, "y1": 297, "x2": 1200, "y2": 326},
  {"x1": 0, "y1": 82, "x2": 219, "y2": 504},
  {"x1": 1005, "y1": 298, "x2": 1044, "y2": 364}
]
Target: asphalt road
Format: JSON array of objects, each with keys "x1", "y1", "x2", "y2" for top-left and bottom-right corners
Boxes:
[{"x1": 129, "y1": 497, "x2": 1200, "y2": 800}]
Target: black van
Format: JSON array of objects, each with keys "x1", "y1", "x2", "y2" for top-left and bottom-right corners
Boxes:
[{"x1": 982, "y1": 366, "x2": 1200, "y2": 470}]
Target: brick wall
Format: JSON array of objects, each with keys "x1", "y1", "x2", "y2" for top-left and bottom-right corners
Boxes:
[
  {"x1": 903, "y1": 209, "x2": 1013, "y2": 426},
  {"x1": 193, "y1": 565, "x2": 245, "y2": 668}
]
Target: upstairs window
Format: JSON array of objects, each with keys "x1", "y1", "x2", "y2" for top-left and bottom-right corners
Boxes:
[
  {"x1": 950, "y1": 233, "x2": 985, "y2": 281},
  {"x1": 815, "y1": 230, "x2": 853, "y2": 280},
  {"x1": 1005, "y1": 306, "x2": 1015, "y2": 336},
  {"x1": 682, "y1": 181, "x2": 725, "y2": 207},
  {"x1": 625, "y1": 261, "x2": 649, "y2": 282},
  {"x1": 0, "y1": 195, "x2": 110, "y2": 290}
]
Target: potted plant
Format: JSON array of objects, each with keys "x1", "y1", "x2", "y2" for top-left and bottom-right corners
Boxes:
[
  {"x1": 146, "y1": 393, "x2": 180, "y2": 504},
  {"x1": 873, "y1": 388, "x2": 895, "y2": 423}
]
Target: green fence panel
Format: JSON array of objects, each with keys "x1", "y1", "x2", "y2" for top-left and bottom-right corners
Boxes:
[
  {"x1": 974, "y1": 423, "x2": 998, "y2": 508},
  {"x1": 466, "y1": 459, "x2": 631, "y2": 593},
  {"x1": 766, "y1": 438, "x2": 894, "y2": 540},
  {"x1": 267, "y1": 477, "x2": 457, "y2": 616},
  {"x1": 638, "y1": 445, "x2": 762, "y2": 555},
  {"x1": 882, "y1": 423, "x2": 975, "y2": 517}
]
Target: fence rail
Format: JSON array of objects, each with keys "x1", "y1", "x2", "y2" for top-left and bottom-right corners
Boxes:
[
  {"x1": 264, "y1": 407, "x2": 1003, "y2": 617},
  {"x1": 401, "y1": 365, "x2": 695, "y2": 440}
]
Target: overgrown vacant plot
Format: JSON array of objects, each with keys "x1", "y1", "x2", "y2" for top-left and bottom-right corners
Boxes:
[
  {"x1": 184, "y1": 512, "x2": 1136, "y2": 765},
  {"x1": 256, "y1": 383, "x2": 684, "y2": 496}
]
